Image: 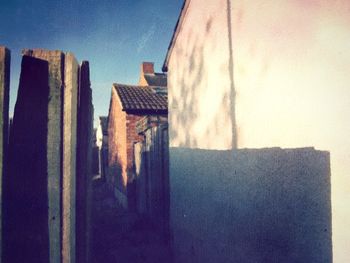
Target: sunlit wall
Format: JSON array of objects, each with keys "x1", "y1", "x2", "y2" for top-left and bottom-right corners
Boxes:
[
  {"x1": 232, "y1": 1, "x2": 350, "y2": 262},
  {"x1": 168, "y1": 0, "x2": 234, "y2": 149},
  {"x1": 167, "y1": 0, "x2": 350, "y2": 261}
]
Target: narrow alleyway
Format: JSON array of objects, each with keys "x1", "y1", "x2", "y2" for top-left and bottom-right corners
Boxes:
[{"x1": 90, "y1": 179, "x2": 172, "y2": 263}]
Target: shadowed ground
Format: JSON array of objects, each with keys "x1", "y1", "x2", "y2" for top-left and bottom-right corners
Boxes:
[{"x1": 90, "y1": 179, "x2": 172, "y2": 263}]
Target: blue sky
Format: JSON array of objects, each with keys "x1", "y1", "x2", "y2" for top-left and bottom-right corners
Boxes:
[{"x1": 0, "y1": 0, "x2": 183, "y2": 124}]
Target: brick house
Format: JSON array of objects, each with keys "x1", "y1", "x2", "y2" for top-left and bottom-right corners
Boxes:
[{"x1": 107, "y1": 83, "x2": 167, "y2": 209}]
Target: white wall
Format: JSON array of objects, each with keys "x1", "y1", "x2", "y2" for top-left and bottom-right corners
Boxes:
[
  {"x1": 96, "y1": 123, "x2": 103, "y2": 148},
  {"x1": 168, "y1": 0, "x2": 234, "y2": 149},
  {"x1": 168, "y1": 0, "x2": 350, "y2": 261},
  {"x1": 231, "y1": 1, "x2": 350, "y2": 262}
]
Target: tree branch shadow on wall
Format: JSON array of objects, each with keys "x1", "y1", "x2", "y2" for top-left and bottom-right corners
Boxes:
[{"x1": 170, "y1": 0, "x2": 237, "y2": 149}]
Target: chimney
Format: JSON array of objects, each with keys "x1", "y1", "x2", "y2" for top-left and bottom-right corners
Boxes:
[{"x1": 141, "y1": 62, "x2": 154, "y2": 75}]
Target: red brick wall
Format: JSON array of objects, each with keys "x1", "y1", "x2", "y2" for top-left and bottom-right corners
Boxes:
[
  {"x1": 108, "y1": 87, "x2": 161, "y2": 210},
  {"x1": 108, "y1": 89, "x2": 145, "y2": 194},
  {"x1": 108, "y1": 89, "x2": 127, "y2": 193},
  {"x1": 126, "y1": 114, "x2": 144, "y2": 182}
]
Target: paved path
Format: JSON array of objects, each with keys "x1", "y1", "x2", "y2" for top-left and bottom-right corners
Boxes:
[{"x1": 90, "y1": 179, "x2": 172, "y2": 263}]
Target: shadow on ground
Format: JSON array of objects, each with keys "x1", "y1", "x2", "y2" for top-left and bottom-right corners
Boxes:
[{"x1": 90, "y1": 179, "x2": 172, "y2": 263}]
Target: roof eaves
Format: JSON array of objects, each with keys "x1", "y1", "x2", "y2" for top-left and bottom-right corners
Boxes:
[
  {"x1": 113, "y1": 83, "x2": 127, "y2": 111},
  {"x1": 125, "y1": 109, "x2": 168, "y2": 115},
  {"x1": 113, "y1": 83, "x2": 168, "y2": 112},
  {"x1": 162, "y1": 0, "x2": 191, "y2": 72}
]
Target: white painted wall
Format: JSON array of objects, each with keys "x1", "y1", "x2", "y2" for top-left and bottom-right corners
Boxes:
[
  {"x1": 96, "y1": 123, "x2": 103, "y2": 149},
  {"x1": 231, "y1": 2, "x2": 350, "y2": 262},
  {"x1": 167, "y1": 0, "x2": 350, "y2": 261},
  {"x1": 168, "y1": 0, "x2": 234, "y2": 149}
]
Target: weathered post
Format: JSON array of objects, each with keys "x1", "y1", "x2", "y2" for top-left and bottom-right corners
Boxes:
[
  {"x1": 22, "y1": 49, "x2": 65, "y2": 263},
  {"x1": 0, "y1": 46, "x2": 10, "y2": 263},
  {"x1": 76, "y1": 61, "x2": 93, "y2": 263},
  {"x1": 3, "y1": 49, "x2": 84, "y2": 263},
  {"x1": 3, "y1": 54, "x2": 50, "y2": 263},
  {"x1": 62, "y1": 53, "x2": 79, "y2": 263}
]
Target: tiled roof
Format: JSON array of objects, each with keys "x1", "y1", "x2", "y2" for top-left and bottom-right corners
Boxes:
[
  {"x1": 144, "y1": 73, "x2": 167, "y2": 87},
  {"x1": 113, "y1": 83, "x2": 168, "y2": 113}
]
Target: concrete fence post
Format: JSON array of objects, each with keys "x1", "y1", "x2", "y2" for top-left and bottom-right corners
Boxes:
[
  {"x1": 0, "y1": 46, "x2": 10, "y2": 263},
  {"x1": 2, "y1": 49, "x2": 91, "y2": 263}
]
